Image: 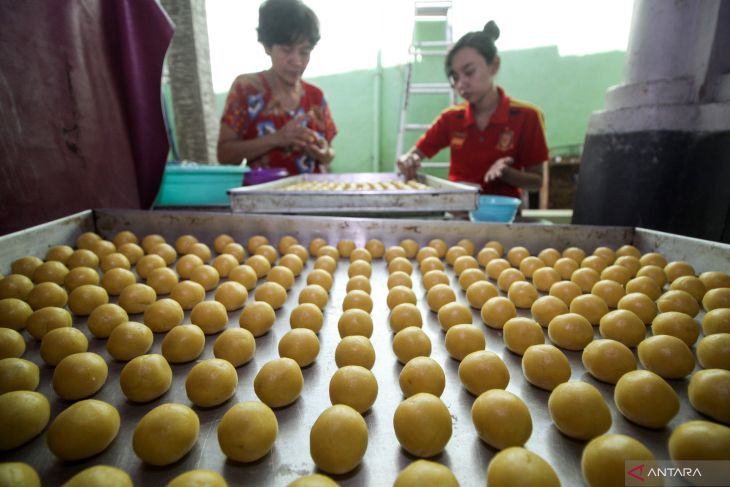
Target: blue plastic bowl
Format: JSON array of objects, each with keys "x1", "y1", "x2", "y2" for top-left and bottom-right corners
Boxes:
[{"x1": 470, "y1": 195, "x2": 521, "y2": 222}]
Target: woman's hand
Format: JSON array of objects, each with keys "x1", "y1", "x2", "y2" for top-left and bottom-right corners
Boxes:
[
  {"x1": 275, "y1": 114, "x2": 312, "y2": 149},
  {"x1": 484, "y1": 157, "x2": 514, "y2": 183},
  {"x1": 305, "y1": 132, "x2": 334, "y2": 167},
  {"x1": 396, "y1": 152, "x2": 422, "y2": 181}
]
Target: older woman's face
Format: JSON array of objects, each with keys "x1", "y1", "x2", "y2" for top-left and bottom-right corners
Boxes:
[
  {"x1": 266, "y1": 38, "x2": 313, "y2": 86},
  {"x1": 449, "y1": 47, "x2": 499, "y2": 104}
]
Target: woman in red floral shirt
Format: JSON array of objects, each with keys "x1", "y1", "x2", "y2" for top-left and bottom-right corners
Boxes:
[{"x1": 217, "y1": 0, "x2": 337, "y2": 174}]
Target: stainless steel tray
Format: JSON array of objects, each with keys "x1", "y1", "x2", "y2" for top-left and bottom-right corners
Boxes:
[
  {"x1": 1, "y1": 209, "x2": 729, "y2": 487},
  {"x1": 227, "y1": 173, "x2": 479, "y2": 215}
]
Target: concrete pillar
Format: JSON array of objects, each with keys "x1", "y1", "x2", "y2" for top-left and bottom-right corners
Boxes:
[
  {"x1": 573, "y1": 0, "x2": 730, "y2": 242},
  {"x1": 161, "y1": 0, "x2": 218, "y2": 163}
]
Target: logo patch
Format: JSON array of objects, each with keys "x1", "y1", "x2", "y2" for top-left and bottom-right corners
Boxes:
[
  {"x1": 496, "y1": 128, "x2": 514, "y2": 152},
  {"x1": 451, "y1": 132, "x2": 466, "y2": 149}
]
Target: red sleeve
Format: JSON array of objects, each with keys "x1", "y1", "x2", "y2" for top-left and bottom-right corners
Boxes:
[
  {"x1": 516, "y1": 109, "x2": 548, "y2": 169},
  {"x1": 415, "y1": 112, "x2": 451, "y2": 158}
]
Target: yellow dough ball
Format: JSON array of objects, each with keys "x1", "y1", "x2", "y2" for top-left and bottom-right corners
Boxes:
[
  {"x1": 657, "y1": 289, "x2": 700, "y2": 317},
  {"x1": 213, "y1": 328, "x2": 256, "y2": 367},
  {"x1": 112, "y1": 230, "x2": 138, "y2": 248},
  {"x1": 388, "y1": 257, "x2": 413, "y2": 275},
  {"x1": 342, "y1": 289, "x2": 372, "y2": 313},
  {"x1": 497, "y1": 268, "x2": 525, "y2": 293},
  {"x1": 422, "y1": 270, "x2": 449, "y2": 291},
  {"x1": 484, "y1": 240, "x2": 505, "y2": 256},
  {"x1": 668, "y1": 420, "x2": 730, "y2": 461},
  {"x1": 591, "y1": 279, "x2": 625, "y2": 308},
  {"x1": 229, "y1": 264, "x2": 259, "y2": 290},
  {"x1": 458, "y1": 267, "x2": 486, "y2": 291},
  {"x1": 347, "y1": 275, "x2": 372, "y2": 294},
  {"x1": 190, "y1": 264, "x2": 220, "y2": 291},
  {"x1": 240, "y1": 301, "x2": 276, "y2": 337},
  {"x1": 87, "y1": 303, "x2": 128, "y2": 338},
  {"x1": 562, "y1": 246, "x2": 586, "y2": 264},
  {"x1": 32, "y1": 261, "x2": 70, "y2": 286},
  {"x1": 175, "y1": 253, "x2": 204, "y2": 279},
  {"x1": 703, "y1": 287, "x2": 730, "y2": 312},
  {"x1": 167, "y1": 470, "x2": 226, "y2": 487},
  {"x1": 52, "y1": 352, "x2": 107, "y2": 399},
  {"x1": 170, "y1": 280, "x2": 206, "y2": 310},
  {"x1": 310, "y1": 404, "x2": 368, "y2": 474},
  {"x1": 548, "y1": 312, "x2": 593, "y2": 351},
  {"x1": 392, "y1": 326, "x2": 431, "y2": 364},
  {"x1": 416, "y1": 246, "x2": 439, "y2": 264},
  {"x1": 638, "y1": 335, "x2": 695, "y2": 379},
  {"x1": 445, "y1": 246, "x2": 468, "y2": 267},
  {"x1": 246, "y1": 255, "x2": 272, "y2": 279},
  {"x1": 215, "y1": 280, "x2": 248, "y2": 311},
  {"x1": 101, "y1": 268, "x2": 136, "y2": 296},
  {"x1": 503, "y1": 317, "x2": 544, "y2": 355},
  {"x1": 0, "y1": 462, "x2": 41, "y2": 486},
  {"x1": 119, "y1": 353, "x2": 172, "y2": 402},
  {"x1": 279, "y1": 253, "x2": 304, "y2": 277},
  {"x1": 699, "y1": 270, "x2": 730, "y2": 290},
  {"x1": 387, "y1": 285, "x2": 417, "y2": 310},
  {"x1": 688, "y1": 369, "x2": 730, "y2": 424},
  {"x1": 426, "y1": 284, "x2": 456, "y2": 313},
  {"x1": 330, "y1": 365, "x2": 378, "y2": 413},
  {"x1": 46, "y1": 244, "x2": 74, "y2": 264},
  {"x1": 62, "y1": 465, "x2": 132, "y2": 487},
  {"x1": 0, "y1": 274, "x2": 34, "y2": 300},
  {"x1": 393, "y1": 393, "x2": 451, "y2": 457},
  {"x1": 276, "y1": 235, "x2": 298, "y2": 255},
  {"x1": 336, "y1": 239, "x2": 356, "y2": 259},
  {"x1": 582, "y1": 339, "x2": 636, "y2": 384},
  {"x1": 548, "y1": 281, "x2": 582, "y2": 307},
  {"x1": 107, "y1": 321, "x2": 153, "y2": 361},
  {"x1": 212, "y1": 253, "x2": 239, "y2": 278},
  {"x1": 507, "y1": 246, "x2": 530, "y2": 267},
  {"x1": 317, "y1": 245, "x2": 340, "y2": 261},
  {"x1": 218, "y1": 401, "x2": 278, "y2": 463},
  {"x1": 480, "y1": 296, "x2": 516, "y2": 329},
  {"x1": 47, "y1": 399, "x2": 120, "y2": 461},
  {"x1": 617, "y1": 292, "x2": 657, "y2": 324},
  {"x1": 399, "y1": 356, "x2": 445, "y2": 397},
  {"x1": 670, "y1": 275, "x2": 706, "y2": 302},
  {"x1": 139, "y1": 234, "x2": 166, "y2": 254},
  {"x1": 436, "y1": 301, "x2": 471, "y2": 331},
  {"x1": 118, "y1": 243, "x2": 145, "y2": 265},
  {"x1": 314, "y1": 255, "x2": 337, "y2": 275},
  {"x1": 0, "y1": 390, "x2": 49, "y2": 451},
  {"x1": 581, "y1": 434, "x2": 654, "y2": 487},
  {"x1": 488, "y1": 447, "x2": 560, "y2": 487},
  {"x1": 0, "y1": 327, "x2": 25, "y2": 359},
  {"x1": 0, "y1": 358, "x2": 39, "y2": 394},
  {"x1": 580, "y1": 255, "x2": 608, "y2": 274},
  {"x1": 100, "y1": 252, "x2": 131, "y2": 273},
  {"x1": 185, "y1": 358, "x2": 238, "y2": 407},
  {"x1": 118, "y1": 283, "x2": 156, "y2": 314},
  {"x1": 254, "y1": 357, "x2": 303, "y2": 408},
  {"x1": 702, "y1": 308, "x2": 730, "y2": 335},
  {"x1": 389, "y1": 303, "x2": 421, "y2": 333},
  {"x1": 519, "y1": 255, "x2": 545, "y2": 278},
  {"x1": 507, "y1": 280, "x2": 539, "y2": 309},
  {"x1": 614, "y1": 370, "x2": 679, "y2": 428},
  {"x1": 537, "y1": 247, "x2": 561, "y2": 267},
  {"x1": 338, "y1": 308, "x2": 374, "y2": 338},
  {"x1": 162, "y1": 325, "x2": 206, "y2": 363},
  {"x1": 600, "y1": 264, "x2": 631, "y2": 286},
  {"x1": 282, "y1": 241, "x2": 307, "y2": 262},
  {"x1": 664, "y1": 260, "x2": 695, "y2": 283},
  {"x1": 247, "y1": 235, "x2": 269, "y2": 254},
  {"x1": 636, "y1": 264, "x2": 667, "y2": 287},
  {"x1": 213, "y1": 233, "x2": 235, "y2": 254},
  {"x1": 485, "y1": 258, "x2": 510, "y2": 280},
  {"x1": 289, "y1": 303, "x2": 324, "y2": 333},
  {"x1": 388, "y1": 270, "x2": 413, "y2": 289},
  {"x1": 651, "y1": 311, "x2": 699, "y2": 347},
  {"x1": 465, "y1": 280, "x2": 499, "y2": 309},
  {"x1": 571, "y1": 267, "x2": 600, "y2": 294},
  {"x1": 472, "y1": 389, "x2": 532, "y2": 450},
  {"x1": 76, "y1": 231, "x2": 103, "y2": 250},
  {"x1": 365, "y1": 239, "x2": 385, "y2": 259},
  {"x1": 308, "y1": 237, "x2": 328, "y2": 256},
  {"x1": 569, "y1": 293, "x2": 608, "y2": 325},
  {"x1": 697, "y1": 333, "x2": 730, "y2": 369},
  {"x1": 598, "y1": 309, "x2": 645, "y2": 347},
  {"x1": 615, "y1": 255, "x2": 640, "y2": 278},
  {"x1": 67, "y1": 250, "x2": 101, "y2": 272},
  {"x1": 521, "y1": 344, "x2": 571, "y2": 391},
  {"x1": 532, "y1": 267, "x2": 561, "y2": 293},
  {"x1": 531, "y1": 295, "x2": 568, "y2": 328},
  {"x1": 305, "y1": 269, "x2": 333, "y2": 293},
  {"x1": 187, "y1": 242, "x2": 212, "y2": 263},
  {"x1": 300, "y1": 284, "x2": 329, "y2": 310},
  {"x1": 279, "y1": 328, "x2": 320, "y2": 367},
  {"x1": 190, "y1": 300, "x2": 229, "y2": 335},
  {"x1": 393, "y1": 460, "x2": 459, "y2": 487},
  {"x1": 477, "y1": 247, "x2": 501, "y2": 267},
  {"x1": 548, "y1": 381, "x2": 611, "y2": 440},
  {"x1": 66, "y1": 284, "x2": 108, "y2": 316},
  {"x1": 458, "y1": 350, "x2": 510, "y2": 396},
  {"x1": 444, "y1": 324, "x2": 485, "y2": 360},
  {"x1": 348, "y1": 260, "x2": 372, "y2": 279},
  {"x1": 639, "y1": 251, "x2": 667, "y2": 268},
  {"x1": 453, "y1": 255, "x2": 479, "y2": 277},
  {"x1": 133, "y1": 403, "x2": 199, "y2": 466},
  {"x1": 267, "y1": 265, "x2": 295, "y2": 291},
  {"x1": 40, "y1": 327, "x2": 88, "y2": 366},
  {"x1": 553, "y1": 257, "x2": 579, "y2": 280},
  {"x1": 135, "y1": 254, "x2": 166, "y2": 280},
  {"x1": 26, "y1": 282, "x2": 68, "y2": 310},
  {"x1": 64, "y1": 266, "x2": 100, "y2": 291},
  {"x1": 25, "y1": 306, "x2": 72, "y2": 340},
  {"x1": 335, "y1": 336, "x2": 375, "y2": 369}
]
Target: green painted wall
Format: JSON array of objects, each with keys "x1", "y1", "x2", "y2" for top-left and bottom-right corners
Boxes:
[{"x1": 211, "y1": 46, "x2": 625, "y2": 172}]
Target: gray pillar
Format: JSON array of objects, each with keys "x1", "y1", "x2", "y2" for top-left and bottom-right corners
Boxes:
[
  {"x1": 161, "y1": 0, "x2": 218, "y2": 163},
  {"x1": 573, "y1": 0, "x2": 730, "y2": 242}
]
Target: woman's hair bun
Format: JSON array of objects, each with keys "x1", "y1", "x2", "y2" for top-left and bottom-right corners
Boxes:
[{"x1": 483, "y1": 20, "x2": 500, "y2": 42}]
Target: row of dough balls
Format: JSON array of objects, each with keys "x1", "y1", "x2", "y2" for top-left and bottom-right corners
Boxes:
[{"x1": 282, "y1": 180, "x2": 430, "y2": 191}]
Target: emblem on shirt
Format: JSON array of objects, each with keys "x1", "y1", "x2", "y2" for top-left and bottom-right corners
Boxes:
[
  {"x1": 497, "y1": 128, "x2": 514, "y2": 152},
  {"x1": 451, "y1": 132, "x2": 466, "y2": 150}
]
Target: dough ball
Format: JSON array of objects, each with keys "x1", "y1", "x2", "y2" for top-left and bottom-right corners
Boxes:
[
  {"x1": 553, "y1": 257, "x2": 579, "y2": 280},
  {"x1": 62, "y1": 466, "x2": 132, "y2": 487},
  {"x1": 456, "y1": 238, "x2": 475, "y2": 255},
  {"x1": 569, "y1": 293, "x2": 608, "y2": 325},
  {"x1": 664, "y1": 260, "x2": 695, "y2": 283},
  {"x1": 279, "y1": 328, "x2": 320, "y2": 367},
  {"x1": 338, "y1": 308, "x2": 374, "y2": 337},
  {"x1": 365, "y1": 239, "x2": 385, "y2": 259},
  {"x1": 699, "y1": 270, "x2": 730, "y2": 290},
  {"x1": 582, "y1": 339, "x2": 636, "y2": 384},
  {"x1": 388, "y1": 271, "x2": 413, "y2": 290},
  {"x1": 119, "y1": 353, "x2": 172, "y2": 402},
  {"x1": 0, "y1": 357, "x2": 39, "y2": 394},
  {"x1": 214, "y1": 281, "x2": 248, "y2": 311},
  {"x1": 229, "y1": 264, "x2": 259, "y2": 290},
  {"x1": 0, "y1": 390, "x2": 49, "y2": 451},
  {"x1": 548, "y1": 312, "x2": 593, "y2": 351},
  {"x1": 175, "y1": 253, "x2": 204, "y2": 279},
  {"x1": 507, "y1": 280, "x2": 538, "y2": 309},
  {"x1": 480, "y1": 296, "x2": 516, "y2": 329},
  {"x1": 477, "y1": 247, "x2": 501, "y2": 267},
  {"x1": 600, "y1": 264, "x2": 631, "y2": 286},
  {"x1": 118, "y1": 243, "x2": 145, "y2": 265},
  {"x1": 40, "y1": 327, "x2": 88, "y2": 366},
  {"x1": 458, "y1": 268, "x2": 486, "y2": 291},
  {"x1": 668, "y1": 420, "x2": 730, "y2": 461},
  {"x1": 389, "y1": 303, "x2": 421, "y2": 333},
  {"x1": 445, "y1": 246, "x2": 468, "y2": 267},
  {"x1": 465, "y1": 280, "x2": 499, "y2": 309},
  {"x1": 240, "y1": 301, "x2": 276, "y2": 337},
  {"x1": 548, "y1": 281, "x2": 582, "y2": 306},
  {"x1": 214, "y1": 233, "x2": 235, "y2": 253},
  {"x1": 497, "y1": 268, "x2": 525, "y2": 292},
  {"x1": 25, "y1": 306, "x2": 72, "y2": 340},
  {"x1": 100, "y1": 252, "x2": 131, "y2": 272},
  {"x1": 32, "y1": 261, "x2": 70, "y2": 286},
  {"x1": 218, "y1": 401, "x2": 278, "y2": 463},
  {"x1": 185, "y1": 358, "x2": 238, "y2": 407},
  {"x1": 703, "y1": 288, "x2": 730, "y2": 311},
  {"x1": 458, "y1": 350, "x2": 510, "y2": 396},
  {"x1": 190, "y1": 264, "x2": 220, "y2": 291},
  {"x1": 135, "y1": 254, "x2": 167, "y2": 280},
  {"x1": 444, "y1": 324, "x2": 485, "y2": 360},
  {"x1": 651, "y1": 311, "x2": 699, "y2": 347},
  {"x1": 615, "y1": 255, "x2": 640, "y2": 277},
  {"x1": 503, "y1": 317, "x2": 544, "y2": 355},
  {"x1": 531, "y1": 295, "x2": 568, "y2": 328},
  {"x1": 416, "y1": 247, "x2": 439, "y2": 263},
  {"x1": 521, "y1": 344, "x2": 571, "y2": 391},
  {"x1": 313, "y1": 255, "x2": 337, "y2": 275},
  {"x1": 170, "y1": 280, "x2": 206, "y2": 310},
  {"x1": 453, "y1": 255, "x2": 479, "y2": 277},
  {"x1": 485, "y1": 258, "x2": 510, "y2": 280},
  {"x1": 308, "y1": 237, "x2": 328, "y2": 256},
  {"x1": 347, "y1": 275, "x2": 372, "y2": 294},
  {"x1": 614, "y1": 370, "x2": 679, "y2": 428},
  {"x1": 0, "y1": 327, "x2": 25, "y2": 359},
  {"x1": 670, "y1": 275, "x2": 706, "y2": 302},
  {"x1": 307, "y1": 269, "x2": 333, "y2": 292},
  {"x1": 68, "y1": 284, "x2": 109, "y2": 316},
  {"x1": 484, "y1": 240, "x2": 504, "y2": 256},
  {"x1": 426, "y1": 284, "x2": 456, "y2": 313},
  {"x1": 394, "y1": 460, "x2": 458, "y2": 487},
  {"x1": 107, "y1": 321, "x2": 153, "y2": 361},
  {"x1": 247, "y1": 235, "x2": 269, "y2": 254},
  {"x1": 532, "y1": 267, "x2": 561, "y2": 292},
  {"x1": 0, "y1": 462, "x2": 41, "y2": 486},
  {"x1": 187, "y1": 242, "x2": 212, "y2": 263},
  {"x1": 702, "y1": 308, "x2": 730, "y2": 335},
  {"x1": 598, "y1": 309, "x2": 645, "y2": 347},
  {"x1": 87, "y1": 303, "x2": 128, "y2": 338},
  {"x1": 688, "y1": 369, "x2": 730, "y2": 424},
  {"x1": 638, "y1": 335, "x2": 694, "y2": 379},
  {"x1": 52, "y1": 352, "x2": 107, "y2": 400},
  {"x1": 300, "y1": 284, "x2": 329, "y2": 310},
  {"x1": 45, "y1": 244, "x2": 74, "y2": 264},
  {"x1": 330, "y1": 365, "x2": 378, "y2": 413},
  {"x1": 133, "y1": 403, "x2": 198, "y2": 465},
  {"x1": 90, "y1": 240, "x2": 117, "y2": 259},
  {"x1": 548, "y1": 381, "x2": 611, "y2": 440},
  {"x1": 636, "y1": 264, "x2": 667, "y2": 287},
  {"x1": 581, "y1": 434, "x2": 654, "y2": 487},
  {"x1": 570, "y1": 268, "x2": 600, "y2": 294},
  {"x1": 656, "y1": 289, "x2": 700, "y2": 317},
  {"x1": 101, "y1": 268, "x2": 136, "y2": 296},
  {"x1": 426, "y1": 240, "x2": 448, "y2": 259},
  {"x1": 580, "y1": 255, "x2": 608, "y2": 274},
  {"x1": 317, "y1": 245, "x2": 340, "y2": 261},
  {"x1": 118, "y1": 283, "x2": 156, "y2": 314},
  {"x1": 190, "y1": 300, "x2": 229, "y2": 335},
  {"x1": 65, "y1": 250, "x2": 99, "y2": 271},
  {"x1": 507, "y1": 246, "x2": 530, "y2": 267},
  {"x1": 387, "y1": 286, "x2": 417, "y2": 309},
  {"x1": 26, "y1": 282, "x2": 68, "y2": 310},
  {"x1": 309, "y1": 405, "x2": 368, "y2": 474},
  {"x1": 335, "y1": 336, "x2": 375, "y2": 369},
  {"x1": 64, "y1": 266, "x2": 100, "y2": 291},
  {"x1": 254, "y1": 357, "x2": 303, "y2": 408},
  {"x1": 47, "y1": 399, "x2": 120, "y2": 461},
  {"x1": 349, "y1": 248, "x2": 372, "y2": 263},
  {"x1": 488, "y1": 447, "x2": 560, "y2": 487},
  {"x1": 388, "y1": 257, "x2": 413, "y2": 275},
  {"x1": 245, "y1": 255, "x2": 271, "y2": 279},
  {"x1": 279, "y1": 253, "x2": 304, "y2": 277},
  {"x1": 519, "y1": 256, "x2": 545, "y2": 278},
  {"x1": 562, "y1": 246, "x2": 586, "y2": 264},
  {"x1": 590, "y1": 279, "x2": 625, "y2": 308},
  {"x1": 472, "y1": 389, "x2": 532, "y2": 450},
  {"x1": 384, "y1": 246, "x2": 406, "y2": 264},
  {"x1": 0, "y1": 274, "x2": 33, "y2": 300},
  {"x1": 537, "y1": 247, "x2": 561, "y2": 267},
  {"x1": 697, "y1": 333, "x2": 730, "y2": 370},
  {"x1": 342, "y1": 290, "x2": 372, "y2": 313},
  {"x1": 422, "y1": 270, "x2": 449, "y2": 291},
  {"x1": 212, "y1": 253, "x2": 239, "y2": 278},
  {"x1": 161, "y1": 325, "x2": 206, "y2": 363},
  {"x1": 617, "y1": 292, "x2": 657, "y2": 324},
  {"x1": 336, "y1": 239, "x2": 356, "y2": 258},
  {"x1": 213, "y1": 328, "x2": 256, "y2": 367},
  {"x1": 289, "y1": 303, "x2": 324, "y2": 333},
  {"x1": 392, "y1": 327, "x2": 431, "y2": 364},
  {"x1": 399, "y1": 356, "x2": 445, "y2": 398},
  {"x1": 168, "y1": 470, "x2": 226, "y2": 487},
  {"x1": 393, "y1": 393, "x2": 451, "y2": 457}
]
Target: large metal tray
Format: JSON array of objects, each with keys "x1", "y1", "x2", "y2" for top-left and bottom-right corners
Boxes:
[
  {"x1": 227, "y1": 173, "x2": 479, "y2": 215},
  {"x1": 1, "y1": 209, "x2": 729, "y2": 487}
]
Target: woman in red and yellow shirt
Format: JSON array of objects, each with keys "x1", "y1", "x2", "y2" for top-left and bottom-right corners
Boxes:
[
  {"x1": 397, "y1": 21, "x2": 547, "y2": 198},
  {"x1": 218, "y1": 0, "x2": 337, "y2": 174}
]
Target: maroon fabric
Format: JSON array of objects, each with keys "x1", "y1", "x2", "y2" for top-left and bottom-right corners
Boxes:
[{"x1": 0, "y1": 0, "x2": 173, "y2": 235}]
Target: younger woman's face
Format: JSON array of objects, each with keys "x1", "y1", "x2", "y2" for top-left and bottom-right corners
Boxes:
[
  {"x1": 266, "y1": 38, "x2": 313, "y2": 86},
  {"x1": 449, "y1": 47, "x2": 500, "y2": 104}
]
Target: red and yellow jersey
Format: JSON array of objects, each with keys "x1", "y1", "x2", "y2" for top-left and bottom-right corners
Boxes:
[
  {"x1": 221, "y1": 72, "x2": 337, "y2": 174},
  {"x1": 415, "y1": 86, "x2": 548, "y2": 197}
]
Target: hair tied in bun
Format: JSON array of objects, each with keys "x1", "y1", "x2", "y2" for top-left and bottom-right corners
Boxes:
[{"x1": 483, "y1": 20, "x2": 500, "y2": 42}]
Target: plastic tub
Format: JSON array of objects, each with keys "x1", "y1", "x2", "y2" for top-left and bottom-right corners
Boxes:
[
  {"x1": 469, "y1": 195, "x2": 521, "y2": 222},
  {"x1": 244, "y1": 167, "x2": 290, "y2": 186},
  {"x1": 154, "y1": 163, "x2": 248, "y2": 206}
]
